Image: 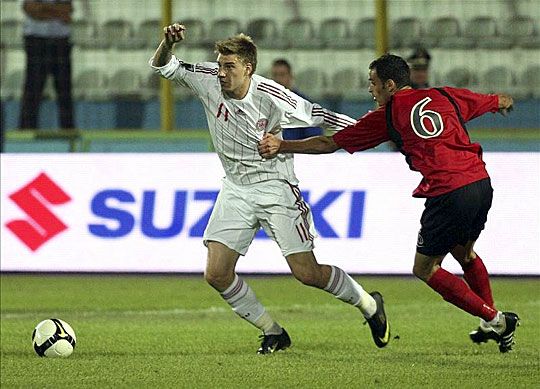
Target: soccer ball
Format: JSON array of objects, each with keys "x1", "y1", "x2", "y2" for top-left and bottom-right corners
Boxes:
[{"x1": 32, "y1": 318, "x2": 76, "y2": 357}]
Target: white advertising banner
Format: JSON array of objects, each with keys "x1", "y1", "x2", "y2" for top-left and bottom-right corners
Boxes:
[{"x1": 1, "y1": 153, "x2": 539, "y2": 275}]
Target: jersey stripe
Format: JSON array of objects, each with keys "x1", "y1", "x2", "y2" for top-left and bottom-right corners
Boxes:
[{"x1": 257, "y1": 83, "x2": 297, "y2": 109}]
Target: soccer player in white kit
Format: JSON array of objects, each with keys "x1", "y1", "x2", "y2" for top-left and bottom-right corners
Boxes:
[{"x1": 151, "y1": 23, "x2": 390, "y2": 354}]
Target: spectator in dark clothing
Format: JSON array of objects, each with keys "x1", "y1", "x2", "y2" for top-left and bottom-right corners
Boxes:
[
  {"x1": 408, "y1": 47, "x2": 431, "y2": 89},
  {"x1": 19, "y1": 0, "x2": 74, "y2": 130},
  {"x1": 271, "y1": 59, "x2": 323, "y2": 140}
]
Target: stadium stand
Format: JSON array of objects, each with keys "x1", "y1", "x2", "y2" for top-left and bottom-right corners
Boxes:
[
  {"x1": 182, "y1": 18, "x2": 208, "y2": 48},
  {"x1": 329, "y1": 67, "x2": 370, "y2": 101},
  {"x1": 424, "y1": 16, "x2": 461, "y2": 48},
  {"x1": 1, "y1": 0, "x2": 538, "y2": 135},
  {"x1": 520, "y1": 65, "x2": 540, "y2": 98},
  {"x1": 108, "y1": 68, "x2": 144, "y2": 99},
  {"x1": 73, "y1": 69, "x2": 109, "y2": 101},
  {"x1": 103, "y1": 19, "x2": 137, "y2": 50},
  {"x1": 206, "y1": 18, "x2": 242, "y2": 46},
  {"x1": 0, "y1": 69, "x2": 24, "y2": 100},
  {"x1": 352, "y1": 18, "x2": 376, "y2": 49},
  {"x1": 319, "y1": 18, "x2": 355, "y2": 49},
  {"x1": 71, "y1": 20, "x2": 98, "y2": 49},
  {"x1": 246, "y1": 18, "x2": 283, "y2": 49},
  {"x1": 143, "y1": 72, "x2": 160, "y2": 100},
  {"x1": 391, "y1": 17, "x2": 423, "y2": 49},
  {"x1": 0, "y1": 19, "x2": 23, "y2": 49},
  {"x1": 442, "y1": 67, "x2": 476, "y2": 88},
  {"x1": 134, "y1": 19, "x2": 162, "y2": 50},
  {"x1": 283, "y1": 18, "x2": 320, "y2": 49},
  {"x1": 294, "y1": 67, "x2": 327, "y2": 99},
  {"x1": 480, "y1": 66, "x2": 515, "y2": 94}
]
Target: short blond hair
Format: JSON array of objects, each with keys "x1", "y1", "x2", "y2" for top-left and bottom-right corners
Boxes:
[{"x1": 215, "y1": 33, "x2": 257, "y2": 75}]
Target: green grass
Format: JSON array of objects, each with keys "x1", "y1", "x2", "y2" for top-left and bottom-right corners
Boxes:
[{"x1": 1, "y1": 275, "x2": 539, "y2": 388}]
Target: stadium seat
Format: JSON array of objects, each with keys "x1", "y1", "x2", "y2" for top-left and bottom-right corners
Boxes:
[
  {"x1": 351, "y1": 18, "x2": 376, "y2": 49},
  {"x1": 442, "y1": 67, "x2": 476, "y2": 88},
  {"x1": 507, "y1": 16, "x2": 540, "y2": 49},
  {"x1": 521, "y1": 65, "x2": 540, "y2": 98},
  {"x1": 480, "y1": 66, "x2": 515, "y2": 94},
  {"x1": 102, "y1": 19, "x2": 136, "y2": 50},
  {"x1": 0, "y1": 69, "x2": 24, "y2": 100},
  {"x1": 0, "y1": 19, "x2": 23, "y2": 49},
  {"x1": 283, "y1": 18, "x2": 320, "y2": 49},
  {"x1": 108, "y1": 68, "x2": 143, "y2": 99},
  {"x1": 319, "y1": 18, "x2": 356, "y2": 49},
  {"x1": 329, "y1": 67, "x2": 370, "y2": 101},
  {"x1": 480, "y1": 16, "x2": 536, "y2": 49},
  {"x1": 437, "y1": 16, "x2": 480, "y2": 49},
  {"x1": 71, "y1": 20, "x2": 98, "y2": 49},
  {"x1": 207, "y1": 18, "x2": 242, "y2": 46},
  {"x1": 294, "y1": 68, "x2": 327, "y2": 99},
  {"x1": 465, "y1": 16, "x2": 503, "y2": 49},
  {"x1": 73, "y1": 69, "x2": 109, "y2": 101},
  {"x1": 424, "y1": 16, "x2": 461, "y2": 48},
  {"x1": 391, "y1": 17, "x2": 423, "y2": 49},
  {"x1": 182, "y1": 18, "x2": 207, "y2": 48},
  {"x1": 135, "y1": 19, "x2": 162, "y2": 50},
  {"x1": 143, "y1": 72, "x2": 160, "y2": 100},
  {"x1": 246, "y1": 18, "x2": 283, "y2": 49}
]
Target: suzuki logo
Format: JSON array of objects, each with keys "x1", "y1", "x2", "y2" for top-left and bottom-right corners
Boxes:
[{"x1": 6, "y1": 173, "x2": 71, "y2": 251}]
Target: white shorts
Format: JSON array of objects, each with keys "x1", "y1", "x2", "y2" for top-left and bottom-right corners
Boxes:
[{"x1": 203, "y1": 178, "x2": 316, "y2": 256}]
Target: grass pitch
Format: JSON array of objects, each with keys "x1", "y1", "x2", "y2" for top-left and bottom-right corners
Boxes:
[{"x1": 1, "y1": 274, "x2": 538, "y2": 388}]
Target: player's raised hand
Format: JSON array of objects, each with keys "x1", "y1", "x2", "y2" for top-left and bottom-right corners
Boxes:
[
  {"x1": 497, "y1": 93, "x2": 514, "y2": 116},
  {"x1": 258, "y1": 133, "x2": 281, "y2": 159},
  {"x1": 163, "y1": 23, "x2": 186, "y2": 48}
]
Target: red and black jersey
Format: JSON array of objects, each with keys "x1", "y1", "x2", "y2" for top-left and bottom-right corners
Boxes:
[{"x1": 333, "y1": 87, "x2": 499, "y2": 197}]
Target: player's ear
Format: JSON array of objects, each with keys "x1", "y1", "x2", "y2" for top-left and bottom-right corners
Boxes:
[
  {"x1": 386, "y1": 79, "x2": 397, "y2": 92},
  {"x1": 245, "y1": 62, "x2": 253, "y2": 76}
]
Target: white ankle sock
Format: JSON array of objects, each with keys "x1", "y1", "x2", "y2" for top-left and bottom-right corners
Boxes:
[
  {"x1": 488, "y1": 311, "x2": 505, "y2": 334},
  {"x1": 324, "y1": 266, "x2": 377, "y2": 318},
  {"x1": 220, "y1": 274, "x2": 280, "y2": 334}
]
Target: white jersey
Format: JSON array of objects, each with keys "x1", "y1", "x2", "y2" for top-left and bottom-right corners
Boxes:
[{"x1": 150, "y1": 54, "x2": 356, "y2": 185}]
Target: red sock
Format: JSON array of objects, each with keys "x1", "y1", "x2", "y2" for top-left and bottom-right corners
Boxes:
[
  {"x1": 461, "y1": 255, "x2": 494, "y2": 308},
  {"x1": 427, "y1": 268, "x2": 497, "y2": 321}
]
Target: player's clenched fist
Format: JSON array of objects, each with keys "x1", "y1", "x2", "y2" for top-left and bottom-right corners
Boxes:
[
  {"x1": 258, "y1": 133, "x2": 281, "y2": 159},
  {"x1": 163, "y1": 23, "x2": 186, "y2": 48}
]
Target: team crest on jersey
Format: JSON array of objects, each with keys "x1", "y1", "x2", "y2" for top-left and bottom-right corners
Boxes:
[{"x1": 256, "y1": 119, "x2": 268, "y2": 131}]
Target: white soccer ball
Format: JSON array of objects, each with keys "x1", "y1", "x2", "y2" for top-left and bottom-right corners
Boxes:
[{"x1": 32, "y1": 318, "x2": 76, "y2": 357}]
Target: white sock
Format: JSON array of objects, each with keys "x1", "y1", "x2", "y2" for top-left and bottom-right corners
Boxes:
[
  {"x1": 479, "y1": 319, "x2": 492, "y2": 332},
  {"x1": 220, "y1": 274, "x2": 281, "y2": 334},
  {"x1": 487, "y1": 311, "x2": 506, "y2": 334},
  {"x1": 324, "y1": 266, "x2": 377, "y2": 318}
]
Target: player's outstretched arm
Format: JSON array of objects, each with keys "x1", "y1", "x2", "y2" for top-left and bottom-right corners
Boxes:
[
  {"x1": 151, "y1": 23, "x2": 186, "y2": 67},
  {"x1": 497, "y1": 93, "x2": 514, "y2": 116},
  {"x1": 258, "y1": 133, "x2": 339, "y2": 158}
]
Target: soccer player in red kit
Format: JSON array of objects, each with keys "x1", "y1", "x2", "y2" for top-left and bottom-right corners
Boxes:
[{"x1": 258, "y1": 53, "x2": 519, "y2": 353}]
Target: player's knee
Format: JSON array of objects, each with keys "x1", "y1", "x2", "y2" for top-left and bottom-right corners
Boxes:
[
  {"x1": 204, "y1": 270, "x2": 232, "y2": 291},
  {"x1": 412, "y1": 263, "x2": 431, "y2": 282},
  {"x1": 292, "y1": 267, "x2": 322, "y2": 288}
]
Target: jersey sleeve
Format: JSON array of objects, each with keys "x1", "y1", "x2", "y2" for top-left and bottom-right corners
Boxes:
[
  {"x1": 149, "y1": 54, "x2": 217, "y2": 96},
  {"x1": 332, "y1": 107, "x2": 390, "y2": 153},
  {"x1": 256, "y1": 79, "x2": 356, "y2": 131},
  {"x1": 442, "y1": 87, "x2": 499, "y2": 121}
]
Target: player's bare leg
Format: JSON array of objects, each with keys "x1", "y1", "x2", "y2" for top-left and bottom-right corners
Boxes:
[
  {"x1": 286, "y1": 251, "x2": 390, "y2": 348},
  {"x1": 204, "y1": 241, "x2": 287, "y2": 353},
  {"x1": 414, "y1": 251, "x2": 519, "y2": 352}
]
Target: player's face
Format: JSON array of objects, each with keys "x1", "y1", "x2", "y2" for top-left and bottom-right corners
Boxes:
[
  {"x1": 271, "y1": 65, "x2": 293, "y2": 89},
  {"x1": 368, "y1": 69, "x2": 392, "y2": 106},
  {"x1": 217, "y1": 54, "x2": 252, "y2": 99},
  {"x1": 410, "y1": 67, "x2": 429, "y2": 86}
]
